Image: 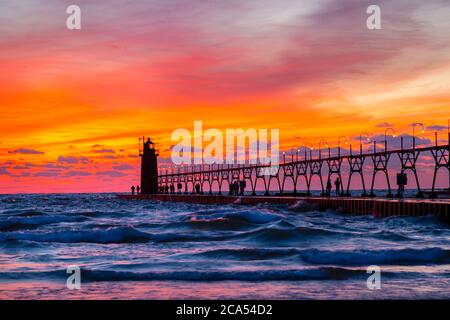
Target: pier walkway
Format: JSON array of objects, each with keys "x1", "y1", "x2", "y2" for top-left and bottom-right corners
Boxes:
[{"x1": 117, "y1": 194, "x2": 450, "y2": 221}]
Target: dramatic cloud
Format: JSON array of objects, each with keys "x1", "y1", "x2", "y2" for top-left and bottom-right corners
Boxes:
[
  {"x1": 370, "y1": 134, "x2": 431, "y2": 148},
  {"x1": 102, "y1": 155, "x2": 119, "y2": 159},
  {"x1": 427, "y1": 125, "x2": 447, "y2": 131},
  {"x1": 12, "y1": 165, "x2": 30, "y2": 170},
  {"x1": 96, "y1": 170, "x2": 127, "y2": 177},
  {"x1": 91, "y1": 144, "x2": 115, "y2": 153},
  {"x1": 92, "y1": 149, "x2": 116, "y2": 154},
  {"x1": 34, "y1": 170, "x2": 60, "y2": 177},
  {"x1": 1, "y1": 0, "x2": 449, "y2": 192},
  {"x1": 112, "y1": 164, "x2": 134, "y2": 171},
  {"x1": 376, "y1": 122, "x2": 394, "y2": 128},
  {"x1": 57, "y1": 156, "x2": 90, "y2": 164},
  {"x1": 42, "y1": 163, "x2": 67, "y2": 169},
  {"x1": 65, "y1": 170, "x2": 92, "y2": 177},
  {"x1": 8, "y1": 148, "x2": 44, "y2": 155}
]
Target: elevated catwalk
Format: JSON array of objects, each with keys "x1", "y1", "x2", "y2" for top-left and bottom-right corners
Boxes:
[{"x1": 117, "y1": 194, "x2": 450, "y2": 221}]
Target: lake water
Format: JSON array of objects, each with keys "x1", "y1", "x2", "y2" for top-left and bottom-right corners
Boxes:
[{"x1": 0, "y1": 193, "x2": 449, "y2": 299}]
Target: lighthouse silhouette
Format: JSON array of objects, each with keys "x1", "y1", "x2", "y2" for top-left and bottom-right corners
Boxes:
[{"x1": 140, "y1": 137, "x2": 158, "y2": 194}]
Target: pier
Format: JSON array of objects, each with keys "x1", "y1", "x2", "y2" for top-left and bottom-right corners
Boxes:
[
  {"x1": 117, "y1": 194, "x2": 450, "y2": 221},
  {"x1": 120, "y1": 131, "x2": 450, "y2": 221},
  {"x1": 156, "y1": 137, "x2": 449, "y2": 198}
]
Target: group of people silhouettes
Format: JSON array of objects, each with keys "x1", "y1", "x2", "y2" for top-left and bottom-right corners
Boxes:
[
  {"x1": 160, "y1": 182, "x2": 203, "y2": 194},
  {"x1": 132, "y1": 180, "x2": 248, "y2": 195},
  {"x1": 326, "y1": 177, "x2": 342, "y2": 196},
  {"x1": 132, "y1": 178, "x2": 345, "y2": 196},
  {"x1": 130, "y1": 185, "x2": 140, "y2": 195},
  {"x1": 229, "y1": 180, "x2": 246, "y2": 196},
  {"x1": 129, "y1": 171, "x2": 412, "y2": 198},
  {"x1": 156, "y1": 182, "x2": 187, "y2": 194}
]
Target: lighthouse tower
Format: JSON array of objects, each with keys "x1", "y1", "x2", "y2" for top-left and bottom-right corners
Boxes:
[{"x1": 140, "y1": 137, "x2": 158, "y2": 194}]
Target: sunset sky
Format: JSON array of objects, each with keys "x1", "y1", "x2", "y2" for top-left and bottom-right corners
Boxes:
[{"x1": 0, "y1": 0, "x2": 449, "y2": 193}]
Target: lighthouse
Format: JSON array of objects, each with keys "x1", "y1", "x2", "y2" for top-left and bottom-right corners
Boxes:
[{"x1": 140, "y1": 137, "x2": 158, "y2": 194}]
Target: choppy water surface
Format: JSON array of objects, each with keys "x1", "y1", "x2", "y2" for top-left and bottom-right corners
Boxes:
[{"x1": 0, "y1": 193, "x2": 449, "y2": 299}]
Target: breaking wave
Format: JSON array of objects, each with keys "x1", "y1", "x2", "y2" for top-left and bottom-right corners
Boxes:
[
  {"x1": 193, "y1": 247, "x2": 450, "y2": 265},
  {"x1": 0, "y1": 267, "x2": 384, "y2": 282}
]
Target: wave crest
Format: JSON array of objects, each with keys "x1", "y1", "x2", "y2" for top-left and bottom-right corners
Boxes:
[{"x1": 191, "y1": 247, "x2": 450, "y2": 265}]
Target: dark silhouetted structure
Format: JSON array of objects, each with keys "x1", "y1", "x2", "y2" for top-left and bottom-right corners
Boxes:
[
  {"x1": 326, "y1": 178, "x2": 332, "y2": 196},
  {"x1": 396, "y1": 172, "x2": 407, "y2": 198},
  {"x1": 334, "y1": 177, "x2": 341, "y2": 196},
  {"x1": 152, "y1": 129, "x2": 449, "y2": 199},
  {"x1": 140, "y1": 137, "x2": 158, "y2": 194}
]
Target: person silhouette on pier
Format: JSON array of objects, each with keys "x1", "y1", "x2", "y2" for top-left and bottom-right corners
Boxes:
[
  {"x1": 239, "y1": 180, "x2": 246, "y2": 196},
  {"x1": 326, "y1": 178, "x2": 332, "y2": 196},
  {"x1": 233, "y1": 181, "x2": 239, "y2": 196},
  {"x1": 136, "y1": 185, "x2": 140, "y2": 194},
  {"x1": 334, "y1": 177, "x2": 341, "y2": 196},
  {"x1": 195, "y1": 183, "x2": 201, "y2": 194},
  {"x1": 396, "y1": 172, "x2": 407, "y2": 198},
  {"x1": 131, "y1": 185, "x2": 135, "y2": 195}
]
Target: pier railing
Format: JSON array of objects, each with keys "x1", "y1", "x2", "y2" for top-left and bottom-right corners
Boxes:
[{"x1": 156, "y1": 135, "x2": 449, "y2": 198}]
